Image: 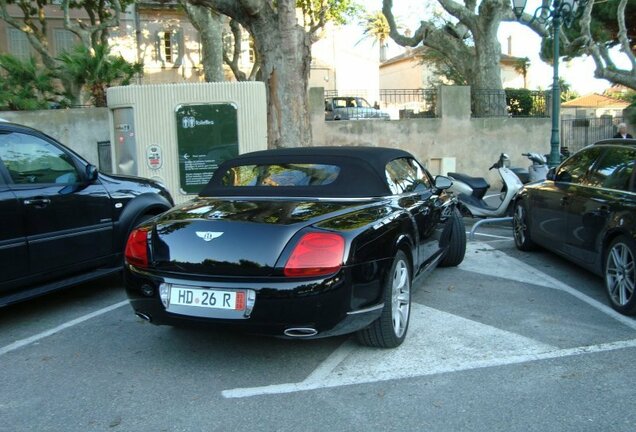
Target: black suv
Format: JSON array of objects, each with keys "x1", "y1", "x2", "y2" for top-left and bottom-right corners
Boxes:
[
  {"x1": 513, "y1": 138, "x2": 636, "y2": 315},
  {"x1": 0, "y1": 122, "x2": 174, "y2": 306}
]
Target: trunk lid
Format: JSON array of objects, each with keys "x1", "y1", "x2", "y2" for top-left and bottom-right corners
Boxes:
[{"x1": 149, "y1": 198, "x2": 373, "y2": 276}]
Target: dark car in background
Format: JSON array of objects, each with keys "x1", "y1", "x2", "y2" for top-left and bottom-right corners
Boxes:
[
  {"x1": 513, "y1": 139, "x2": 636, "y2": 315},
  {"x1": 124, "y1": 146, "x2": 466, "y2": 348},
  {"x1": 0, "y1": 122, "x2": 174, "y2": 307},
  {"x1": 325, "y1": 96, "x2": 391, "y2": 121}
]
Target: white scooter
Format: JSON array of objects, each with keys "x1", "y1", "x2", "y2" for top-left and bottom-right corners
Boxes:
[
  {"x1": 447, "y1": 153, "x2": 524, "y2": 218},
  {"x1": 510, "y1": 152, "x2": 549, "y2": 184},
  {"x1": 523, "y1": 152, "x2": 549, "y2": 183}
]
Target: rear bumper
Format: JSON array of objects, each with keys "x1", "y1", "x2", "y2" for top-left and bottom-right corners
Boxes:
[{"x1": 124, "y1": 261, "x2": 389, "y2": 338}]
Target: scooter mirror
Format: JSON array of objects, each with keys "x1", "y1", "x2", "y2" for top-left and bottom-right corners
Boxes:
[{"x1": 434, "y1": 175, "x2": 453, "y2": 190}]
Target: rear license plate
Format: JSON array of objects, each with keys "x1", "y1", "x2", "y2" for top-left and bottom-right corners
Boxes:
[{"x1": 169, "y1": 286, "x2": 245, "y2": 311}]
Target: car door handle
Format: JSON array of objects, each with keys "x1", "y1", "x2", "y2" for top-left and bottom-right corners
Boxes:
[
  {"x1": 24, "y1": 198, "x2": 51, "y2": 208},
  {"x1": 560, "y1": 196, "x2": 570, "y2": 206}
]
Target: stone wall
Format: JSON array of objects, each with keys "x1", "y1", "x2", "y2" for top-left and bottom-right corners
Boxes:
[
  {"x1": 0, "y1": 108, "x2": 110, "y2": 169},
  {"x1": 3, "y1": 87, "x2": 557, "y2": 189},
  {"x1": 312, "y1": 86, "x2": 553, "y2": 188}
]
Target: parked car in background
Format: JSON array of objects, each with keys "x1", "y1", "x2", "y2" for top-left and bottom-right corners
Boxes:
[
  {"x1": 0, "y1": 122, "x2": 174, "y2": 307},
  {"x1": 325, "y1": 96, "x2": 391, "y2": 121},
  {"x1": 124, "y1": 146, "x2": 466, "y2": 348},
  {"x1": 513, "y1": 139, "x2": 636, "y2": 315}
]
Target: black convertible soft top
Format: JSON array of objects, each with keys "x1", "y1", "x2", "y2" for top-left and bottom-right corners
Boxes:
[{"x1": 200, "y1": 146, "x2": 414, "y2": 198}]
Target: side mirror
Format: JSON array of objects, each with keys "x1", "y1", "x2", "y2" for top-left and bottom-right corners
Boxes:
[
  {"x1": 85, "y1": 164, "x2": 98, "y2": 182},
  {"x1": 546, "y1": 168, "x2": 556, "y2": 181},
  {"x1": 434, "y1": 175, "x2": 453, "y2": 190}
]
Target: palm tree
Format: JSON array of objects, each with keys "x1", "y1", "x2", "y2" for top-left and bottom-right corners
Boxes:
[
  {"x1": 56, "y1": 44, "x2": 143, "y2": 107},
  {"x1": 513, "y1": 57, "x2": 530, "y2": 89},
  {"x1": 549, "y1": 77, "x2": 578, "y2": 102},
  {"x1": 0, "y1": 54, "x2": 65, "y2": 110},
  {"x1": 359, "y1": 11, "x2": 392, "y2": 62}
]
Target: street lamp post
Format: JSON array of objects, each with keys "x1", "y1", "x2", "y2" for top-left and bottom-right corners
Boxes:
[{"x1": 512, "y1": 0, "x2": 588, "y2": 168}]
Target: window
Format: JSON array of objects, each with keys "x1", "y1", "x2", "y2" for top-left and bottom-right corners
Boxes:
[
  {"x1": 160, "y1": 31, "x2": 173, "y2": 63},
  {"x1": 554, "y1": 147, "x2": 602, "y2": 185},
  {"x1": 586, "y1": 148, "x2": 636, "y2": 192},
  {"x1": 0, "y1": 132, "x2": 79, "y2": 184},
  {"x1": 8, "y1": 29, "x2": 30, "y2": 61},
  {"x1": 385, "y1": 158, "x2": 432, "y2": 194},
  {"x1": 158, "y1": 30, "x2": 182, "y2": 65},
  {"x1": 54, "y1": 29, "x2": 77, "y2": 55},
  {"x1": 221, "y1": 164, "x2": 340, "y2": 187}
]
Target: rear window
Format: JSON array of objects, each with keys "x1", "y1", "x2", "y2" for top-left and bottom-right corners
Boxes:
[{"x1": 220, "y1": 163, "x2": 340, "y2": 187}]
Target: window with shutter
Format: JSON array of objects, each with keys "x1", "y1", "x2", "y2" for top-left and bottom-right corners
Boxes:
[
  {"x1": 157, "y1": 30, "x2": 184, "y2": 67},
  {"x1": 54, "y1": 29, "x2": 77, "y2": 55},
  {"x1": 8, "y1": 29, "x2": 30, "y2": 61},
  {"x1": 162, "y1": 31, "x2": 173, "y2": 63}
]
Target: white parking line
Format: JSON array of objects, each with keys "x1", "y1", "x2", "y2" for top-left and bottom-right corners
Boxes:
[
  {"x1": 223, "y1": 336, "x2": 636, "y2": 398},
  {"x1": 223, "y1": 242, "x2": 636, "y2": 399},
  {"x1": 0, "y1": 300, "x2": 128, "y2": 357},
  {"x1": 461, "y1": 243, "x2": 636, "y2": 331},
  {"x1": 223, "y1": 300, "x2": 636, "y2": 400}
]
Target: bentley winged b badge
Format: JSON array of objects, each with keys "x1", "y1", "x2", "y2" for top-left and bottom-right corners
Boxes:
[{"x1": 196, "y1": 232, "x2": 224, "y2": 242}]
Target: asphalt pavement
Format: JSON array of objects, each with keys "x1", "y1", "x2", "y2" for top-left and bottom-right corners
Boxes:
[{"x1": 1, "y1": 219, "x2": 635, "y2": 432}]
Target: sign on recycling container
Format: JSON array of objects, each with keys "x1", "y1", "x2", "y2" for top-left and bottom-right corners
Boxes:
[{"x1": 175, "y1": 104, "x2": 239, "y2": 194}]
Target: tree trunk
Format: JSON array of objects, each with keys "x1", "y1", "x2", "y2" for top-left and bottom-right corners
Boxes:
[
  {"x1": 471, "y1": 24, "x2": 507, "y2": 116},
  {"x1": 252, "y1": 2, "x2": 311, "y2": 148},
  {"x1": 189, "y1": 0, "x2": 312, "y2": 148},
  {"x1": 181, "y1": 1, "x2": 225, "y2": 82}
]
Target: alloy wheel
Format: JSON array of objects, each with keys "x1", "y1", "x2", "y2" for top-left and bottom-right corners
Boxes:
[
  {"x1": 605, "y1": 242, "x2": 635, "y2": 307},
  {"x1": 513, "y1": 204, "x2": 526, "y2": 246},
  {"x1": 391, "y1": 259, "x2": 410, "y2": 338}
]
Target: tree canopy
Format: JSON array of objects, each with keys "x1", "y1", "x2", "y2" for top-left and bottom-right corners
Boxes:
[{"x1": 511, "y1": 0, "x2": 636, "y2": 90}]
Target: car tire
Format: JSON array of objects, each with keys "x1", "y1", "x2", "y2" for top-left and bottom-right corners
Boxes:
[
  {"x1": 440, "y1": 208, "x2": 466, "y2": 267},
  {"x1": 356, "y1": 250, "x2": 411, "y2": 348},
  {"x1": 604, "y1": 235, "x2": 636, "y2": 315},
  {"x1": 513, "y1": 200, "x2": 536, "y2": 251}
]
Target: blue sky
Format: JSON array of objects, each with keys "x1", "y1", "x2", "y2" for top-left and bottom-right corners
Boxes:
[{"x1": 362, "y1": 0, "x2": 625, "y2": 95}]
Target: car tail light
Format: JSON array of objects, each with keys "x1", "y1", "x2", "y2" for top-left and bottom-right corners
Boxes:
[
  {"x1": 125, "y1": 228, "x2": 150, "y2": 268},
  {"x1": 284, "y1": 232, "x2": 345, "y2": 277}
]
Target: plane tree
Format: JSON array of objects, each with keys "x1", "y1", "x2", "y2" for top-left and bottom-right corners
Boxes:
[
  {"x1": 507, "y1": 0, "x2": 634, "y2": 90},
  {"x1": 179, "y1": 1, "x2": 225, "y2": 82},
  {"x1": 186, "y1": 0, "x2": 358, "y2": 148},
  {"x1": 572, "y1": 0, "x2": 634, "y2": 90},
  {"x1": 383, "y1": 0, "x2": 513, "y2": 116}
]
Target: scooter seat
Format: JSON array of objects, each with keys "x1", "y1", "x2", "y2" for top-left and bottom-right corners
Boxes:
[{"x1": 448, "y1": 172, "x2": 490, "y2": 190}]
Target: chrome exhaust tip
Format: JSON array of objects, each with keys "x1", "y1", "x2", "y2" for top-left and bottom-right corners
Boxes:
[
  {"x1": 283, "y1": 327, "x2": 318, "y2": 338},
  {"x1": 135, "y1": 312, "x2": 152, "y2": 322}
]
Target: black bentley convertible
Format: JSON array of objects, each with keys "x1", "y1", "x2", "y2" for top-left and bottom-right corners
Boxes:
[{"x1": 124, "y1": 147, "x2": 466, "y2": 347}]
